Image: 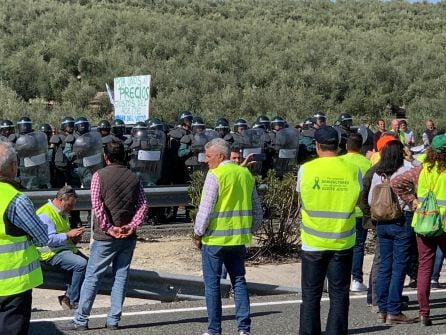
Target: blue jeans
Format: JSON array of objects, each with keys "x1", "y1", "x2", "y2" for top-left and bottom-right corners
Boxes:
[
  {"x1": 300, "y1": 248, "x2": 353, "y2": 335},
  {"x1": 201, "y1": 244, "x2": 250, "y2": 335},
  {"x1": 352, "y1": 217, "x2": 367, "y2": 283},
  {"x1": 431, "y1": 246, "x2": 443, "y2": 282},
  {"x1": 73, "y1": 238, "x2": 136, "y2": 327},
  {"x1": 376, "y1": 212, "x2": 414, "y2": 315},
  {"x1": 46, "y1": 250, "x2": 88, "y2": 305}
]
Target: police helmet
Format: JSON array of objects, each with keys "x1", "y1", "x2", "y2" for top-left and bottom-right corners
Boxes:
[
  {"x1": 74, "y1": 117, "x2": 91, "y2": 135},
  {"x1": 39, "y1": 123, "x2": 52, "y2": 136},
  {"x1": 191, "y1": 117, "x2": 205, "y2": 133},
  {"x1": 252, "y1": 121, "x2": 266, "y2": 130},
  {"x1": 233, "y1": 118, "x2": 248, "y2": 133},
  {"x1": 337, "y1": 113, "x2": 353, "y2": 127},
  {"x1": 215, "y1": 118, "x2": 230, "y2": 130},
  {"x1": 303, "y1": 118, "x2": 314, "y2": 130},
  {"x1": 17, "y1": 117, "x2": 33, "y2": 134},
  {"x1": 148, "y1": 118, "x2": 164, "y2": 131},
  {"x1": 111, "y1": 119, "x2": 126, "y2": 137},
  {"x1": 270, "y1": 116, "x2": 285, "y2": 130},
  {"x1": 312, "y1": 112, "x2": 327, "y2": 125},
  {"x1": 0, "y1": 119, "x2": 15, "y2": 137},
  {"x1": 132, "y1": 121, "x2": 148, "y2": 137},
  {"x1": 256, "y1": 115, "x2": 270, "y2": 130},
  {"x1": 97, "y1": 120, "x2": 111, "y2": 131},
  {"x1": 60, "y1": 116, "x2": 75, "y2": 131},
  {"x1": 178, "y1": 111, "x2": 193, "y2": 125}
]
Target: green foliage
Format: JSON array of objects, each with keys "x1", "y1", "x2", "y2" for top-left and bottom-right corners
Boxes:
[
  {"x1": 187, "y1": 170, "x2": 206, "y2": 222},
  {"x1": 255, "y1": 171, "x2": 301, "y2": 256},
  {"x1": 0, "y1": 0, "x2": 445, "y2": 129}
]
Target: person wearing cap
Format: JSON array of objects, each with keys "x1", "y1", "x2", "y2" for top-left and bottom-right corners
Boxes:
[
  {"x1": 369, "y1": 134, "x2": 396, "y2": 165},
  {"x1": 296, "y1": 126, "x2": 362, "y2": 334},
  {"x1": 391, "y1": 134, "x2": 446, "y2": 326},
  {"x1": 0, "y1": 141, "x2": 48, "y2": 335},
  {"x1": 68, "y1": 140, "x2": 147, "y2": 331},
  {"x1": 36, "y1": 186, "x2": 86, "y2": 310}
]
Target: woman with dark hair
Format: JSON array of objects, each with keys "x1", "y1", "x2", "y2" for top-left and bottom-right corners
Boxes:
[
  {"x1": 392, "y1": 134, "x2": 446, "y2": 326},
  {"x1": 368, "y1": 140, "x2": 415, "y2": 325}
]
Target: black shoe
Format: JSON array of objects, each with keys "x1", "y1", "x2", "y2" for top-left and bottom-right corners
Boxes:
[
  {"x1": 105, "y1": 323, "x2": 119, "y2": 330},
  {"x1": 61, "y1": 321, "x2": 88, "y2": 331},
  {"x1": 408, "y1": 279, "x2": 417, "y2": 288},
  {"x1": 420, "y1": 316, "x2": 432, "y2": 326},
  {"x1": 431, "y1": 281, "x2": 442, "y2": 289},
  {"x1": 58, "y1": 295, "x2": 74, "y2": 310}
]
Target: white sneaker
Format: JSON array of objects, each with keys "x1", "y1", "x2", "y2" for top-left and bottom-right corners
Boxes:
[
  {"x1": 351, "y1": 279, "x2": 368, "y2": 292},
  {"x1": 239, "y1": 331, "x2": 251, "y2": 335}
]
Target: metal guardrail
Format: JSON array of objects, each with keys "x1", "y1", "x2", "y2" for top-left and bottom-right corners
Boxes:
[
  {"x1": 25, "y1": 186, "x2": 191, "y2": 210},
  {"x1": 40, "y1": 264, "x2": 299, "y2": 302}
]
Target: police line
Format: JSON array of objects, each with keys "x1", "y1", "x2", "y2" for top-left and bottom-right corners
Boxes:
[{"x1": 25, "y1": 185, "x2": 191, "y2": 210}]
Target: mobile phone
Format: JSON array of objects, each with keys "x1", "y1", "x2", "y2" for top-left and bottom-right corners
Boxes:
[{"x1": 252, "y1": 153, "x2": 266, "y2": 161}]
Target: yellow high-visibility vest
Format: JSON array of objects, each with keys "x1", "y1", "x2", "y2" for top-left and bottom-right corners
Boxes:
[
  {"x1": 36, "y1": 202, "x2": 77, "y2": 261},
  {"x1": 299, "y1": 156, "x2": 361, "y2": 250},
  {"x1": 413, "y1": 164, "x2": 446, "y2": 230},
  {"x1": 202, "y1": 163, "x2": 255, "y2": 246},
  {"x1": 343, "y1": 152, "x2": 371, "y2": 217},
  {"x1": 0, "y1": 182, "x2": 43, "y2": 296}
]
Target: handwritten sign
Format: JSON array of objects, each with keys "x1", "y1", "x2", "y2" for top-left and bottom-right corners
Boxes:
[{"x1": 114, "y1": 75, "x2": 151, "y2": 124}]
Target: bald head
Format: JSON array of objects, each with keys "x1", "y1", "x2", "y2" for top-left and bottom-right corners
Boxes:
[
  {"x1": 391, "y1": 119, "x2": 399, "y2": 132},
  {"x1": 0, "y1": 141, "x2": 18, "y2": 178}
]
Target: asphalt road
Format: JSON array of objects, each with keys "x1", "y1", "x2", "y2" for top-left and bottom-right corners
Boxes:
[{"x1": 30, "y1": 289, "x2": 446, "y2": 335}]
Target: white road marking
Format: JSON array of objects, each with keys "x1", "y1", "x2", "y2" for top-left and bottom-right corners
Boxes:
[{"x1": 31, "y1": 288, "x2": 441, "y2": 323}]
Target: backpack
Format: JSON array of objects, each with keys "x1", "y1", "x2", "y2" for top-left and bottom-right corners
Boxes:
[
  {"x1": 371, "y1": 174, "x2": 403, "y2": 221},
  {"x1": 414, "y1": 174, "x2": 443, "y2": 237}
]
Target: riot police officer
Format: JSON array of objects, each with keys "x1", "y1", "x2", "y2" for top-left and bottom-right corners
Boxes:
[
  {"x1": 64, "y1": 117, "x2": 104, "y2": 188},
  {"x1": 15, "y1": 117, "x2": 51, "y2": 190},
  {"x1": 256, "y1": 115, "x2": 271, "y2": 131},
  {"x1": 298, "y1": 118, "x2": 317, "y2": 163},
  {"x1": 110, "y1": 119, "x2": 127, "y2": 141},
  {"x1": 165, "y1": 111, "x2": 193, "y2": 222},
  {"x1": 214, "y1": 117, "x2": 231, "y2": 139},
  {"x1": 334, "y1": 113, "x2": 354, "y2": 154},
  {"x1": 312, "y1": 112, "x2": 327, "y2": 129},
  {"x1": 0, "y1": 119, "x2": 15, "y2": 142},
  {"x1": 49, "y1": 117, "x2": 75, "y2": 188},
  {"x1": 179, "y1": 116, "x2": 216, "y2": 175},
  {"x1": 39, "y1": 124, "x2": 53, "y2": 143}
]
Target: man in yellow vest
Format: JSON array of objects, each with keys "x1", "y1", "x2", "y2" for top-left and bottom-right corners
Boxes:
[
  {"x1": 296, "y1": 126, "x2": 362, "y2": 335},
  {"x1": 36, "y1": 185, "x2": 86, "y2": 310},
  {"x1": 193, "y1": 138, "x2": 262, "y2": 335},
  {"x1": 0, "y1": 141, "x2": 48, "y2": 335},
  {"x1": 343, "y1": 133, "x2": 371, "y2": 292}
]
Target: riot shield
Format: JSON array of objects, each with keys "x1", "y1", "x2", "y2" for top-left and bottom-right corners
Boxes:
[
  {"x1": 239, "y1": 128, "x2": 265, "y2": 176},
  {"x1": 129, "y1": 129, "x2": 166, "y2": 186},
  {"x1": 274, "y1": 127, "x2": 300, "y2": 177},
  {"x1": 185, "y1": 131, "x2": 217, "y2": 173},
  {"x1": 350, "y1": 125, "x2": 374, "y2": 154},
  {"x1": 15, "y1": 131, "x2": 51, "y2": 190},
  {"x1": 73, "y1": 131, "x2": 104, "y2": 187}
]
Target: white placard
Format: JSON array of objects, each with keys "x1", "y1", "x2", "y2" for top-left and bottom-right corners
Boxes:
[
  {"x1": 279, "y1": 149, "x2": 297, "y2": 159},
  {"x1": 242, "y1": 147, "x2": 261, "y2": 158},
  {"x1": 138, "y1": 150, "x2": 161, "y2": 161},
  {"x1": 83, "y1": 153, "x2": 102, "y2": 167},
  {"x1": 24, "y1": 153, "x2": 46, "y2": 167},
  {"x1": 114, "y1": 75, "x2": 151, "y2": 124}
]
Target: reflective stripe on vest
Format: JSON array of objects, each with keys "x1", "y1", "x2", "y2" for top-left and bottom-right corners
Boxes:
[
  {"x1": 0, "y1": 182, "x2": 43, "y2": 296},
  {"x1": 299, "y1": 157, "x2": 360, "y2": 251},
  {"x1": 209, "y1": 210, "x2": 253, "y2": 219},
  {"x1": 201, "y1": 163, "x2": 254, "y2": 246},
  {"x1": 412, "y1": 164, "x2": 446, "y2": 229},
  {"x1": 301, "y1": 222, "x2": 356, "y2": 239},
  {"x1": 302, "y1": 206, "x2": 355, "y2": 219},
  {"x1": 0, "y1": 240, "x2": 31, "y2": 253},
  {"x1": 0, "y1": 259, "x2": 41, "y2": 280}
]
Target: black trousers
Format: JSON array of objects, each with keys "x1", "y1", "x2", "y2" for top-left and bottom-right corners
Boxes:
[
  {"x1": 0, "y1": 289, "x2": 32, "y2": 335},
  {"x1": 299, "y1": 248, "x2": 353, "y2": 335}
]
